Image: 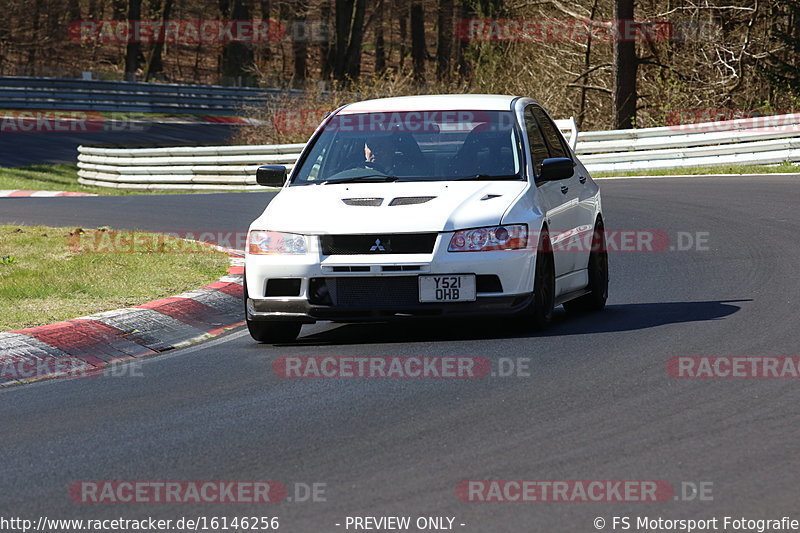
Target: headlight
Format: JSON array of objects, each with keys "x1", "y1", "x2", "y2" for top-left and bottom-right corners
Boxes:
[
  {"x1": 247, "y1": 230, "x2": 308, "y2": 255},
  {"x1": 448, "y1": 225, "x2": 527, "y2": 252}
]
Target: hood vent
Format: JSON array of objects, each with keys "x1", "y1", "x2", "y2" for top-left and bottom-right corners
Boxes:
[
  {"x1": 389, "y1": 196, "x2": 436, "y2": 206},
  {"x1": 342, "y1": 197, "x2": 383, "y2": 206},
  {"x1": 481, "y1": 194, "x2": 503, "y2": 201}
]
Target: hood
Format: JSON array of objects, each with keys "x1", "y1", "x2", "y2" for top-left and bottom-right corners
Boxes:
[{"x1": 250, "y1": 180, "x2": 528, "y2": 234}]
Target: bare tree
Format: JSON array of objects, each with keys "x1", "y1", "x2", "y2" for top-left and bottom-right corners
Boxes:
[
  {"x1": 333, "y1": 0, "x2": 366, "y2": 82},
  {"x1": 143, "y1": 0, "x2": 175, "y2": 80},
  {"x1": 375, "y1": 0, "x2": 386, "y2": 75},
  {"x1": 436, "y1": 0, "x2": 453, "y2": 81},
  {"x1": 613, "y1": 0, "x2": 637, "y2": 129},
  {"x1": 220, "y1": 0, "x2": 255, "y2": 84},
  {"x1": 291, "y1": 0, "x2": 308, "y2": 84},
  {"x1": 124, "y1": 0, "x2": 143, "y2": 81},
  {"x1": 410, "y1": 0, "x2": 425, "y2": 84}
]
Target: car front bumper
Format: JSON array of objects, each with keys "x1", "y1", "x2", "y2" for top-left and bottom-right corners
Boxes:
[
  {"x1": 246, "y1": 292, "x2": 534, "y2": 323},
  {"x1": 245, "y1": 234, "x2": 537, "y2": 323}
]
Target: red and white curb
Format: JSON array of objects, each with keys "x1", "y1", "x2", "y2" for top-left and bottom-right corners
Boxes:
[
  {"x1": 0, "y1": 190, "x2": 98, "y2": 197},
  {"x1": 0, "y1": 251, "x2": 245, "y2": 387}
]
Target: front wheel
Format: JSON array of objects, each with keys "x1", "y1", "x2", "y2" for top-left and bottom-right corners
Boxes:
[
  {"x1": 527, "y1": 231, "x2": 555, "y2": 330},
  {"x1": 563, "y1": 223, "x2": 608, "y2": 314},
  {"x1": 243, "y1": 274, "x2": 302, "y2": 343}
]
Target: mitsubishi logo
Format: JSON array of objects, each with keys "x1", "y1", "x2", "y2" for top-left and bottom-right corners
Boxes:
[{"x1": 370, "y1": 238, "x2": 386, "y2": 252}]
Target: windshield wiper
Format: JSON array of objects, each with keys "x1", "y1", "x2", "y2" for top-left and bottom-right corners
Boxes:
[
  {"x1": 322, "y1": 175, "x2": 399, "y2": 185},
  {"x1": 454, "y1": 173, "x2": 522, "y2": 181}
]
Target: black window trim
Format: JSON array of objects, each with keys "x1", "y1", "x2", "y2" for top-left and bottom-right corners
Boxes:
[
  {"x1": 523, "y1": 104, "x2": 552, "y2": 185},
  {"x1": 530, "y1": 104, "x2": 573, "y2": 162}
]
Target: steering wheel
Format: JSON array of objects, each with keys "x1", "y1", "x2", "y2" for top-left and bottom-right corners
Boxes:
[{"x1": 362, "y1": 160, "x2": 388, "y2": 173}]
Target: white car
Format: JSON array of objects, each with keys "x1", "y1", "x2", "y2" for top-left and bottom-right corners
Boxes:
[{"x1": 244, "y1": 94, "x2": 607, "y2": 343}]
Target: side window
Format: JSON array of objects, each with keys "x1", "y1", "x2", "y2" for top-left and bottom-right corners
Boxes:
[
  {"x1": 524, "y1": 107, "x2": 550, "y2": 176},
  {"x1": 532, "y1": 107, "x2": 569, "y2": 159}
]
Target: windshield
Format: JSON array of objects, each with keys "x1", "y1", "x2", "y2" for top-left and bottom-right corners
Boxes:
[{"x1": 291, "y1": 110, "x2": 523, "y2": 185}]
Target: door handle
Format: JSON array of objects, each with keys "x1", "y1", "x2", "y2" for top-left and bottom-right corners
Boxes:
[
  {"x1": 579, "y1": 176, "x2": 587, "y2": 184},
  {"x1": 560, "y1": 185, "x2": 569, "y2": 194}
]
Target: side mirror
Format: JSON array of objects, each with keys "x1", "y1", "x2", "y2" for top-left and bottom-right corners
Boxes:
[
  {"x1": 539, "y1": 158, "x2": 575, "y2": 181},
  {"x1": 256, "y1": 165, "x2": 288, "y2": 187}
]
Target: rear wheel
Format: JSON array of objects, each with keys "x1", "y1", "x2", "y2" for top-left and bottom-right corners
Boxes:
[
  {"x1": 528, "y1": 231, "x2": 555, "y2": 330},
  {"x1": 563, "y1": 221, "x2": 608, "y2": 314},
  {"x1": 243, "y1": 275, "x2": 302, "y2": 343}
]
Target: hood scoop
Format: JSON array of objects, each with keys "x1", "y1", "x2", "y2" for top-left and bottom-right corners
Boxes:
[
  {"x1": 342, "y1": 197, "x2": 383, "y2": 206},
  {"x1": 389, "y1": 196, "x2": 436, "y2": 206},
  {"x1": 481, "y1": 194, "x2": 503, "y2": 201}
]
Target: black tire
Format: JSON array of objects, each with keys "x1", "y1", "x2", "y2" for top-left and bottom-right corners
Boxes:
[
  {"x1": 563, "y1": 221, "x2": 608, "y2": 314},
  {"x1": 528, "y1": 231, "x2": 556, "y2": 330},
  {"x1": 246, "y1": 319, "x2": 302, "y2": 343},
  {"x1": 243, "y1": 274, "x2": 302, "y2": 343}
]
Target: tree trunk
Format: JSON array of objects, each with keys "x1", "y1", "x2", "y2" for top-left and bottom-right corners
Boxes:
[
  {"x1": 143, "y1": 0, "x2": 173, "y2": 81},
  {"x1": 410, "y1": 0, "x2": 425, "y2": 85},
  {"x1": 333, "y1": 0, "x2": 353, "y2": 80},
  {"x1": 319, "y1": 0, "x2": 334, "y2": 80},
  {"x1": 124, "y1": 0, "x2": 142, "y2": 81},
  {"x1": 344, "y1": 0, "x2": 365, "y2": 81},
  {"x1": 292, "y1": 0, "x2": 308, "y2": 85},
  {"x1": 612, "y1": 0, "x2": 637, "y2": 129},
  {"x1": 67, "y1": 0, "x2": 82, "y2": 21},
  {"x1": 436, "y1": 0, "x2": 453, "y2": 82},
  {"x1": 398, "y1": 0, "x2": 407, "y2": 70},
  {"x1": 374, "y1": 1, "x2": 385, "y2": 75},
  {"x1": 220, "y1": 0, "x2": 255, "y2": 85},
  {"x1": 333, "y1": 0, "x2": 365, "y2": 83},
  {"x1": 455, "y1": 0, "x2": 474, "y2": 79},
  {"x1": 577, "y1": 0, "x2": 599, "y2": 130}
]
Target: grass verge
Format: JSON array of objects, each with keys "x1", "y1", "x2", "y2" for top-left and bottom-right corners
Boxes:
[
  {"x1": 0, "y1": 224, "x2": 231, "y2": 330},
  {"x1": 0, "y1": 164, "x2": 257, "y2": 195},
  {"x1": 594, "y1": 162, "x2": 800, "y2": 178}
]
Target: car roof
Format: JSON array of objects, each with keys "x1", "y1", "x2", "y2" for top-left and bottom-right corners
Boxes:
[{"x1": 338, "y1": 94, "x2": 519, "y2": 114}]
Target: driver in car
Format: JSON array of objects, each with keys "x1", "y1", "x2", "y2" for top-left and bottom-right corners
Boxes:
[
  {"x1": 363, "y1": 134, "x2": 429, "y2": 176},
  {"x1": 364, "y1": 135, "x2": 399, "y2": 173}
]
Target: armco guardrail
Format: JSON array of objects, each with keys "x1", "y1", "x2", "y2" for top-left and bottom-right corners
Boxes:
[
  {"x1": 77, "y1": 143, "x2": 307, "y2": 190},
  {"x1": 76, "y1": 114, "x2": 800, "y2": 190},
  {"x1": 0, "y1": 76, "x2": 300, "y2": 115}
]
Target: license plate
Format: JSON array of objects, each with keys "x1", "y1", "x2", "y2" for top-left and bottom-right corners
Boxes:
[{"x1": 418, "y1": 275, "x2": 476, "y2": 302}]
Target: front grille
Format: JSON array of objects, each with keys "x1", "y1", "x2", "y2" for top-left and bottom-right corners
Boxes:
[
  {"x1": 309, "y1": 277, "x2": 420, "y2": 308},
  {"x1": 321, "y1": 234, "x2": 437, "y2": 255}
]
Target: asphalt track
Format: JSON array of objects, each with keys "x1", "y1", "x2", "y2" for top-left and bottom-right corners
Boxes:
[
  {"x1": 1, "y1": 175, "x2": 799, "y2": 532},
  {"x1": 0, "y1": 122, "x2": 235, "y2": 167}
]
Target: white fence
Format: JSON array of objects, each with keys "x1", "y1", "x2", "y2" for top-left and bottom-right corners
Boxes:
[
  {"x1": 77, "y1": 114, "x2": 800, "y2": 190},
  {"x1": 0, "y1": 76, "x2": 300, "y2": 115}
]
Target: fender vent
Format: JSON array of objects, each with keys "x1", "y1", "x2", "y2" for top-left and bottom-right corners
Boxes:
[
  {"x1": 389, "y1": 196, "x2": 436, "y2": 206},
  {"x1": 342, "y1": 197, "x2": 383, "y2": 206}
]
